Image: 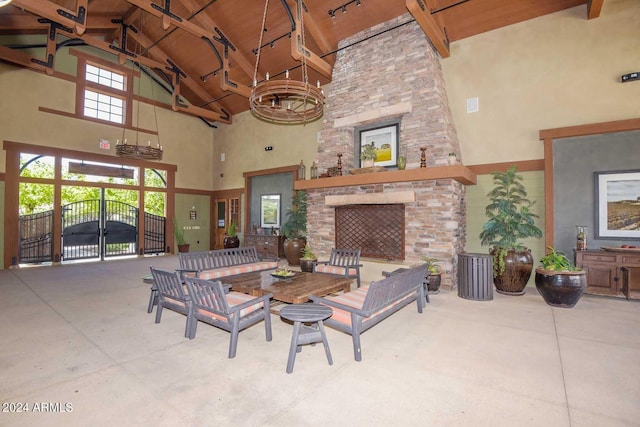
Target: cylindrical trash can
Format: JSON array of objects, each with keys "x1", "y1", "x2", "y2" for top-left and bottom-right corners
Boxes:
[{"x1": 458, "y1": 253, "x2": 493, "y2": 301}]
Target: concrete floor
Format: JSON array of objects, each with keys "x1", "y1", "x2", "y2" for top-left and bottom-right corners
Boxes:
[{"x1": 1, "y1": 255, "x2": 639, "y2": 427}]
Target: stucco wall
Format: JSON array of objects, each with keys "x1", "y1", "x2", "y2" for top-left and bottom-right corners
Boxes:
[{"x1": 441, "y1": 0, "x2": 639, "y2": 165}]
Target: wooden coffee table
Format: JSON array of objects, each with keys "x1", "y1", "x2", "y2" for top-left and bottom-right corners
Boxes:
[{"x1": 222, "y1": 270, "x2": 353, "y2": 304}]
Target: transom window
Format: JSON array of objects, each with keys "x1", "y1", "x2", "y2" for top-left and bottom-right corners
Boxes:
[
  {"x1": 85, "y1": 64, "x2": 124, "y2": 90},
  {"x1": 77, "y1": 58, "x2": 130, "y2": 126},
  {"x1": 83, "y1": 89, "x2": 124, "y2": 123}
]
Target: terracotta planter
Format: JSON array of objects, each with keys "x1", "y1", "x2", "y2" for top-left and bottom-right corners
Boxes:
[
  {"x1": 177, "y1": 244, "x2": 190, "y2": 253},
  {"x1": 299, "y1": 258, "x2": 316, "y2": 273},
  {"x1": 535, "y1": 268, "x2": 586, "y2": 308},
  {"x1": 223, "y1": 236, "x2": 240, "y2": 249},
  {"x1": 491, "y1": 247, "x2": 534, "y2": 295},
  {"x1": 283, "y1": 237, "x2": 305, "y2": 266}
]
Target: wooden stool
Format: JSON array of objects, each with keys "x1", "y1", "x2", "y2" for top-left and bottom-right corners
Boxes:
[{"x1": 280, "y1": 303, "x2": 333, "y2": 374}]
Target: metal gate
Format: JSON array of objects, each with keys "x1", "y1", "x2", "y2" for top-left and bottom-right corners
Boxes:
[
  {"x1": 144, "y1": 212, "x2": 166, "y2": 254},
  {"x1": 18, "y1": 210, "x2": 54, "y2": 263},
  {"x1": 62, "y1": 199, "x2": 139, "y2": 261}
]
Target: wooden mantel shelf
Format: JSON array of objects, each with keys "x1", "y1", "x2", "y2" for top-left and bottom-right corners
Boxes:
[{"x1": 294, "y1": 165, "x2": 476, "y2": 190}]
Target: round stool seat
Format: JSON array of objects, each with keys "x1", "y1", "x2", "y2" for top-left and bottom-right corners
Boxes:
[
  {"x1": 280, "y1": 303, "x2": 333, "y2": 374},
  {"x1": 280, "y1": 303, "x2": 332, "y2": 323}
]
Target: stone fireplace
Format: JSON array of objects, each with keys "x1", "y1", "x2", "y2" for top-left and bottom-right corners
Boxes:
[{"x1": 306, "y1": 15, "x2": 465, "y2": 289}]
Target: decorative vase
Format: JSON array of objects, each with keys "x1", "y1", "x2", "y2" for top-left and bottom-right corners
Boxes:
[
  {"x1": 363, "y1": 159, "x2": 374, "y2": 168},
  {"x1": 299, "y1": 258, "x2": 316, "y2": 273},
  {"x1": 447, "y1": 155, "x2": 456, "y2": 165},
  {"x1": 491, "y1": 247, "x2": 534, "y2": 295},
  {"x1": 283, "y1": 237, "x2": 305, "y2": 266},
  {"x1": 223, "y1": 236, "x2": 240, "y2": 249},
  {"x1": 397, "y1": 156, "x2": 407, "y2": 170},
  {"x1": 535, "y1": 269, "x2": 586, "y2": 308},
  {"x1": 177, "y1": 243, "x2": 190, "y2": 253}
]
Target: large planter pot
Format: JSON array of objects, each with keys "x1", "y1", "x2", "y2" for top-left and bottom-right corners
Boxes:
[
  {"x1": 535, "y1": 268, "x2": 586, "y2": 308},
  {"x1": 283, "y1": 237, "x2": 306, "y2": 266},
  {"x1": 223, "y1": 236, "x2": 240, "y2": 249},
  {"x1": 299, "y1": 258, "x2": 316, "y2": 273},
  {"x1": 491, "y1": 247, "x2": 534, "y2": 295}
]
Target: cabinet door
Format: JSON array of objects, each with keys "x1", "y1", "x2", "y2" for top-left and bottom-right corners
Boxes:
[{"x1": 583, "y1": 264, "x2": 617, "y2": 295}]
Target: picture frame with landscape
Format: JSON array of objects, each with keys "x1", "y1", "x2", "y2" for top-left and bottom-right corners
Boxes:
[
  {"x1": 355, "y1": 122, "x2": 399, "y2": 168},
  {"x1": 260, "y1": 194, "x2": 280, "y2": 229},
  {"x1": 595, "y1": 169, "x2": 640, "y2": 239}
]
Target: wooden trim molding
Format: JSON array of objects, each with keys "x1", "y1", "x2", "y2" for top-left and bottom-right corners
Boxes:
[
  {"x1": 539, "y1": 117, "x2": 640, "y2": 249},
  {"x1": 467, "y1": 159, "x2": 544, "y2": 175}
]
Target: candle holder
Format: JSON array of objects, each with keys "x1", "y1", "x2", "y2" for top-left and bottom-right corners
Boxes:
[
  {"x1": 576, "y1": 225, "x2": 588, "y2": 251},
  {"x1": 420, "y1": 147, "x2": 427, "y2": 168}
]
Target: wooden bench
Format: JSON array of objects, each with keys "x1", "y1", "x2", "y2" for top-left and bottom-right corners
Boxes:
[
  {"x1": 310, "y1": 264, "x2": 426, "y2": 362},
  {"x1": 178, "y1": 247, "x2": 279, "y2": 281}
]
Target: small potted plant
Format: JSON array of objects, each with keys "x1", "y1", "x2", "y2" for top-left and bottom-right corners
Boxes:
[
  {"x1": 173, "y1": 219, "x2": 189, "y2": 253},
  {"x1": 299, "y1": 244, "x2": 317, "y2": 273},
  {"x1": 223, "y1": 220, "x2": 240, "y2": 248},
  {"x1": 535, "y1": 246, "x2": 586, "y2": 308},
  {"x1": 360, "y1": 144, "x2": 378, "y2": 168},
  {"x1": 447, "y1": 152, "x2": 457, "y2": 165},
  {"x1": 422, "y1": 256, "x2": 442, "y2": 293}
]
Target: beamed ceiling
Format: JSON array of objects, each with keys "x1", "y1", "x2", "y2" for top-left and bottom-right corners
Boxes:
[{"x1": 0, "y1": 0, "x2": 603, "y2": 125}]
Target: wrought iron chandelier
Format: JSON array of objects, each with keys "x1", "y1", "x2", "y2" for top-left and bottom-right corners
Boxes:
[
  {"x1": 249, "y1": 0, "x2": 325, "y2": 125},
  {"x1": 116, "y1": 19, "x2": 163, "y2": 161}
]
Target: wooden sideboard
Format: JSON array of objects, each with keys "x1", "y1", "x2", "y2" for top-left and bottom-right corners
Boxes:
[
  {"x1": 575, "y1": 250, "x2": 640, "y2": 299},
  {"x1": 244, "y1": 234, "x2": 281, "y2": 260}
]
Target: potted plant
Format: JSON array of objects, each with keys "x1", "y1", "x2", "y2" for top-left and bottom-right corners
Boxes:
[
  {"x1": 447, "y1": 152, "x2": 457, "y2": 165},
  {"x1": 281, "y1": 190, "x2": 307, "y2": 266},
  {"x1": 535, "y1": 246, "x2": 586, "y2": 308},
  {"x1": 480, "y1": 166, "x2": 542, "y2": 295},
  {"x1": 173, "y1": 219, "x2": 189, "y2": 253},
  {"x1": 299, "y1": 244, "x2": 317, "y2": 273},
  {"x1": 422, "y1": 256, "x2": 442, "y2": 293},
  {"x1": 223, "y1": 220, "x2": 240, "y2": 249},
  {"x1": 361, "y1": 144, "x2": 377, "y2": 167}
]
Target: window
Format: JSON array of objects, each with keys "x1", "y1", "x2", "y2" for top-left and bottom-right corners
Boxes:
[{"x1": 77, "y1": 57, "x2": 130, "y2": 125}]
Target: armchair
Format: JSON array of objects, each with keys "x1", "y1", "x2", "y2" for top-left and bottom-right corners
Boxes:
[
  {"x1": 184, "y1": 277, "x2": 273, "y2": 358},
  {"x1": 149, "y1": 267, "x2": 193, "y2": 338},
  {"x1": 313, "y1": 248, "x2": 362, "y2": 288}
]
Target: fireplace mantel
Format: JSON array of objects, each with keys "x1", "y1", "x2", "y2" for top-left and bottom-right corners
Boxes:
[{"x1": 294, "y1": 165, "x2": 476, "y2": 190}]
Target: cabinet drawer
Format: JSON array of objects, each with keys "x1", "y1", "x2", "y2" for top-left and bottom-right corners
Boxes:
[
  {"x1": 621, "y1": 255, "x2": 640, "y2": 265},
  {"x1": 580, "y1": 253, "x2": 616, "y2": 263}
]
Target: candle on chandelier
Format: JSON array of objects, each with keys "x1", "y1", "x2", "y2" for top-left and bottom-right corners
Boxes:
[
  {"x1": 286, "y1": 69, "x2": 289, "y2": 78},
  {"x1": 266, "y1": 72, "x2": 270, "y2": 80}
]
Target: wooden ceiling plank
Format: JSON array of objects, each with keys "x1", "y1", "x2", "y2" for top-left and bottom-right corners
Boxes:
[
  {"x1": 13, "y1": 0, "x2": 87, "y2": 35},
  {"x1": 406, "y1": 0, "x2": 450, "y2": 58},
  {"x1": 126, "y1": 28, "x2": 228, "y2": 116},
  {"x1": 588, "y1": 0, "x2": 604, "y2": 19},
  {"x1": 175, "y1": 0, "x2": 258, "y2": 82}
]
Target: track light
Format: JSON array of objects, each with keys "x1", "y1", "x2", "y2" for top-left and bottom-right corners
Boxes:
[{"x1": 328, "y1": 0, "x2": 364, "y2": 20}]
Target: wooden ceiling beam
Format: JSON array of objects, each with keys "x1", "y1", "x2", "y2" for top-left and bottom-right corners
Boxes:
[
  {"x1": 290, "y1": 1, "x2": 332, "y2": 78},
  {"x1": 0, "y1": 14, "x2": 119, "y2": 32},
  {"x1": 12, "y1": 0, "x2": 88, "y2": 35},
  {"x1": 286, "y1": 0, "x2": 333, "y2": 54},
  {"x1": 587, "y1": 0, "x2": 604, "y2": 19},
  {"x1": 175, "y1": 0, "x2": 258, "y2": 82},
  {"x1": 124, "y1": 0, "x2": 213, "y2": 41},
  {"x1": 406, "y1": 0, "x2": 450, "y2": 58},
  {"x1": 125, "y1": 28, "x2": 228, "y2": 118}
]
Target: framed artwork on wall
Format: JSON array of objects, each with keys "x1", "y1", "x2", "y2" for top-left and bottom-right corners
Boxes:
[
  {"x1": 260, "y1": 194, "x2": 281, "y2": 228},
  {"x1": 355, "y1": 120, "x2": 400, "y2": 168},
  {"x1": 595, "y1": 169, "x2": 640, "y2": 239}
]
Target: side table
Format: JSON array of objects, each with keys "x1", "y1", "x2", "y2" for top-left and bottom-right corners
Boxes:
[{"x1": 280, "y1": 303, "x2": 333, "y2": 374}]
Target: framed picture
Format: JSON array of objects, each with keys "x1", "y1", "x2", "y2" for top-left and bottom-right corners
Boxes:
[
  {"x1": 260, "y1": 194, "x2": 280, "y2": 228},
  {"x1": 595, "y1": 169, "x2": 640, "y2": 239},
  {"x1": 355, "y1": 121, "x2": 399, "y2": 168}
]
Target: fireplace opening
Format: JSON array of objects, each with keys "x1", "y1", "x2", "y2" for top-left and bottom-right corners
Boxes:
[{"x1": 335, "y1": 204, "x2": 405, "y2": 260}]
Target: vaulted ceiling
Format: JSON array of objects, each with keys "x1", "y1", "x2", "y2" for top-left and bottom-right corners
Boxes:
[{"x1": 0, "y1": 0, "x2": 602, "y2": 125}]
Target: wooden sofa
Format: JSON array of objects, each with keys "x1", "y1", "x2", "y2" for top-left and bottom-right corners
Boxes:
[
  {"x1": 178, "y1": 247, "x2": 279, "y2": 280},
  {"x1": 310, "y1": 264, "x2": 427, "y2": 361}
]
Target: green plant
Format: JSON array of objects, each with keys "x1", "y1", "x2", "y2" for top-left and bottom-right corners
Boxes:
[
  {"x1": 479, "y1": 166, "x2": 542, "y2": 275},
  {"x1": 281, "y1": 190, "x2": 307, "y2": 239},
  {"x1": 300, "y1": 244, "x2": 317, "y2": 260},
  {"x1": 361, "y1": 144, "x2": 378, "y2": 161},
  {"x1": 173, "y1": 219, "x2": 186, "y2": 245},
  {"x1": 539, "y1": 246, "x2": 581, "y2": 272},
  {"x1": 226, "y1": 220, "x2": 237, "y2": 237},
  {"x1": 422, "y1": 256, "x2": 441, "y2": 274}
]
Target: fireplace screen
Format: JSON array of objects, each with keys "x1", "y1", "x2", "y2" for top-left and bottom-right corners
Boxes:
[{"x1": 335, "y1": 204, "x2": 405, "y2": 260}]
